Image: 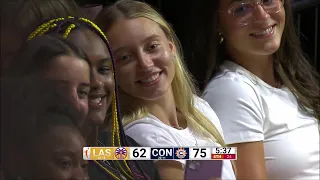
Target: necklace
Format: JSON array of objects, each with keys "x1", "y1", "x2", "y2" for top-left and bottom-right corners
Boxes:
[
  {"x1": 191, "y1": 130, "x2": 199, "y2": 146},
  {"x1": 175, "y1": 110, "x2": 199, "y2": 146}
]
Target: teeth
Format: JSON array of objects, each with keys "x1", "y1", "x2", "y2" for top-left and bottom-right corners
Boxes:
[
  {"x1": 252, "y1": 27, "x2": 273, "y2": 36},
  {"x1": 140, "y1": 73, "x2": 160, "y2": 83},
  {"x1": 89, "y1": 97, "x2": 102, "y2": 103}
]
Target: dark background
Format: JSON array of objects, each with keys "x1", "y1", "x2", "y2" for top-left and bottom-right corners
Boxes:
[{"x1": 76, "y1": 0, "x2": 319, "y2": 88}]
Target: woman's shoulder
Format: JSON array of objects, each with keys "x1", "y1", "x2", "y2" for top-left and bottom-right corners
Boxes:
[
  {"x1": 202, "y1": 73, "x2": 264, "y2": 122},
  {"x1": 206, "y1": 60, "x2": 259, "y2": 91},
  {"x1": 193, "y1": 95, "x2": 218, "y2": 115},
  {"x1": 203, "y1": 64, "x2": 261, "y2": 110},
  {"x1": 126, "y1": 135, "x2": 142, "y2": 146},
  {"x1": 192, "y1": 95, "x2": 224, "y2": 136},
  {"x1": 203, "y1": 62, "x2": 267, "y2": 121},
  {"x1": 206, "y1": 75, "x2": 257, "y2": 97}
]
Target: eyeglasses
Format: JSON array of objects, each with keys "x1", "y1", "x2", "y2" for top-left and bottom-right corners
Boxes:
[{"x1": 220, "y1": 0, "x2": 284, "y2": 26}]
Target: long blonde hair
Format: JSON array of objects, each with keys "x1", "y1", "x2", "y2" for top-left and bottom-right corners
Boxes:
[{"x1": 95, "y1": 0, "x2": 225, "y2": 146}]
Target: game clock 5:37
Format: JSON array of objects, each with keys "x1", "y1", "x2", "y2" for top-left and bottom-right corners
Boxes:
[{"x1": 213, "y1": 147, "x2": 236, "y2": 154}]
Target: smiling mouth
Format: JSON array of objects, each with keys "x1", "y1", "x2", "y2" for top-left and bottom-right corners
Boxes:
[
  {"x1": 250, "y1": 25, "x2": 275, "y2": 37},
  {"x1": 88, "y1": 94, "x2": 107, "y2": 107},
  {"x1": 137, "y1": 72, "x2": 162, "y2": 84}
]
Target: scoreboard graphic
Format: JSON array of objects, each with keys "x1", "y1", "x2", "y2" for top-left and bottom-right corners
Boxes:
[{"x1": 83, "y1": 147, "x2": 237, "y2": 160}]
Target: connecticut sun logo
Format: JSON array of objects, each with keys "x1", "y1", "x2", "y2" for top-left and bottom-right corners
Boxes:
[
  {"x1": 175, "y1": 148, "x2": 187, "y2": 159},
  {"x1": 115, "y1": 147, "x2": 128, "y2": 160}
]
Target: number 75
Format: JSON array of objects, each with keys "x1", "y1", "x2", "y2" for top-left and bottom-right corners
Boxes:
[{"x1": 194, "y1": 148, "x2": 206, "y2": 157}]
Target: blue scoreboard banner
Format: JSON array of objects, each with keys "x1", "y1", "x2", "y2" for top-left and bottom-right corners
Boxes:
[{"x1": 150, "y1": 147, "x2": 190, "y2": 160}]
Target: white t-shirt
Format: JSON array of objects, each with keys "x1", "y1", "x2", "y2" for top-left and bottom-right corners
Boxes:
[
  {"x1": 124, "y1": 96, "x2": 236, "y2": 180},
  {"x1": 203, "y1": 60, "x2": 320, "y2": 179}
]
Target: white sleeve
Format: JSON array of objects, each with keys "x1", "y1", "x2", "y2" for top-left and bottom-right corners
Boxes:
[
  {"x1": 203, "y1": 78, "x2": 265, "y2": 145},
  {"x1": 125, "y1": 123, "x2": 186, "y2": 165}
]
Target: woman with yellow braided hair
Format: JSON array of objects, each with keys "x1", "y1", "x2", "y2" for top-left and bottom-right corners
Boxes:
[{"x1": 28, "y1": 16, "x2": 160, "y2": 180}]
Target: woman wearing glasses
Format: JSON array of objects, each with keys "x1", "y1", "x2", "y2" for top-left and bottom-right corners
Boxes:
[{"x1": 201, "y1": 0, "x2": 320, "y2": 179}]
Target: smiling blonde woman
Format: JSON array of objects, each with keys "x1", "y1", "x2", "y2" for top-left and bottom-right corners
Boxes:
[{"x1": 95, "y1": 0, "x2": 236, "y2": 179}]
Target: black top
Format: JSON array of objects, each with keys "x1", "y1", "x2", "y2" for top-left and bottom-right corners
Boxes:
[{"x1": 88, "y1": 132, "x2": 161, "y2": 180}]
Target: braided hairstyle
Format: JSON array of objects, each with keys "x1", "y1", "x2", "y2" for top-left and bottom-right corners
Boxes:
[{"x1": 27, "y1": 16, "x2": 137, "y2": 180}]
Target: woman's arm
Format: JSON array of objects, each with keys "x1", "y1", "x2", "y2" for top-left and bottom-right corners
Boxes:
[
  {"x1": 203, "y1": 78, "x2": 267, "y2": 179},
  {"x1": 232, "y1": 141, "x2": 267, "y2": 179}
]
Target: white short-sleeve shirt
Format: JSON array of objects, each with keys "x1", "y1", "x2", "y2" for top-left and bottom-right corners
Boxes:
[
  {"x1": 124, "y1": 96, "x2": 236, "y2": 180},
  {"x1": 203, "y1": 60, "x2": 320, "y2": 179}
]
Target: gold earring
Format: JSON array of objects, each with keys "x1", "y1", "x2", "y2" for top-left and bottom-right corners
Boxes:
[{"x1": 219, "y1": 32, "x2": 224, "y2": 43}]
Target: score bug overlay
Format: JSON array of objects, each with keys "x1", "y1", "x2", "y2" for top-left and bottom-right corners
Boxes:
[{"x1": 83, "y1": 147, "x2": 237, "y2": 160}]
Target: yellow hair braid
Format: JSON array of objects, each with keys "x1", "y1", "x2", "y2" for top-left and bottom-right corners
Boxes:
[
  {"x1": 63, "y1": 24, "x2": 76, "y2": 38},
  {"x1": 28, "y1": 18, "x2": 65, "y2": 40},
  {"x1": 38, "y1": 23, "x2": 57, "y2": 37}
]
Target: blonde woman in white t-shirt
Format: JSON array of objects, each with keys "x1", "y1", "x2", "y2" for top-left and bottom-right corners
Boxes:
[
  {"x1": 95, "y1": 0, "x2": 236, "y2": 179},
  {"x1": 199, "y1": 0, "x2": 320, "y2": 179}
]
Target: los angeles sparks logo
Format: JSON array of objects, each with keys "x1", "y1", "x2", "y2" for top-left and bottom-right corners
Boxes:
[
  {"x1": 175, "y1": 148, "x2": 187, "y2": 159},
  {"x1": 114, "y1": 147, "x2": 128, "y2": 160},
  {"x1": 83, "y1": 147, "x2": 90, "y2": 160}
]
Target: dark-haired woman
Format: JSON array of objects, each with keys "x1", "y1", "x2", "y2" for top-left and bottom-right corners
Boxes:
[
  {"x1": 6, "y1": 35, "x2": 91, "y2": 127},
  {"x1": 201, "y1": 0, "x2": 320, "y2": 179}
]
